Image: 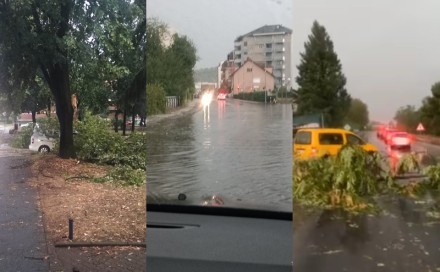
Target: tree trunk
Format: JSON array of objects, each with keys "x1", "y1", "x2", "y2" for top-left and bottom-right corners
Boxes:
[
  {"x1": 31, "y1": 110, "x2": 36, "y2": 124},
  {"x1": 42, "y1": 62, "x2": 75, "y2": 159},
  {"x1": 114, "y1": 110, "x2": 119, "y2": 133},
  {"x1": 131, "y1": 108, "x2": 135, "y2": 132},
  {"x1": 122, "y1": 107, "x2": 127, "y2": 136},
  {"x1": 47, "y1": 98, "x2": 51, "y2": 118}
]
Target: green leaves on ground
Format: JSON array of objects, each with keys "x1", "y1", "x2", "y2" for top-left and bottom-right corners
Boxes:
[
  {"x1": 294, "y1": 145, "x2": 391, "y2": 210},
  {"x1": 73, "y1": 113, "x2": 145, "y2": 186},
  {"x1": 294, "y1": 146, "x2": 440, "y2": 211},
  {"x1": 93, "y1": 165, "x2": 145, "y2": 187},
  {"x1": 74, "y1": 113, "x2": 145, "y2": 170},
  {"x1": 396, "y1": 153, "x2": 421, "y2": 176}
]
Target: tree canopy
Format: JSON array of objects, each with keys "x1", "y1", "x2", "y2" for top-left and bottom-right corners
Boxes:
[
  {"x1": 293, "y1": 21, "x2": 351, "y2": 127},
  {"x1": 419, "y1": 82, "x2": 440, "y2": 135},
  {"x1": 146, "y1": 18, "x2": 198, "y2": 107},
  {"x1": 0, "y1": 0, "x2": 145, "y2": 157},
  {"x1": 346, "y1": 98, "x2": 369, "y2": 130},
  {"x1": 394, "y1": 105, "x2": 420, "y2": 132}
]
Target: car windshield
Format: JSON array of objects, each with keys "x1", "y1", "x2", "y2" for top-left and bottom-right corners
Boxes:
[{"x1": 146, "y1": 0, "x2": 292, "y2": 213}]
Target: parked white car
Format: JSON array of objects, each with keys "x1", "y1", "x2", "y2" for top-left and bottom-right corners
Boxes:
[{"x1": 29, "y1": 125, "x2": 56, "y2": 152}]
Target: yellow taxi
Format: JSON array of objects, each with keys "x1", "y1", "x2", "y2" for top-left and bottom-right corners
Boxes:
[{"x1": 293, "y1": 128, "x2": 378, "y2": 160}]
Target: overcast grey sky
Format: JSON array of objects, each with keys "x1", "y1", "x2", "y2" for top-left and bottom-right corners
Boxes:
[
  {"x1": 293, "y1": 0, "x2": 440, "y2": 122},
  {"x1": 147, "y1": 1, "x2": 440, "y2": 122},
  {"x1": 147, "y1": 0, "x2": 293, "y2": 70}
]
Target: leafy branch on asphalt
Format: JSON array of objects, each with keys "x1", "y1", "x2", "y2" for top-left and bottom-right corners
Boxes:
[{"x1": 294, "y1": 145, "x2": 440, "y2": 211}]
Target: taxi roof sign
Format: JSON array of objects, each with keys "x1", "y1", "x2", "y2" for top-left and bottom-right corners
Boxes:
[{"x1": 416, "y1": 123, "x2": 425, "y2": 131}]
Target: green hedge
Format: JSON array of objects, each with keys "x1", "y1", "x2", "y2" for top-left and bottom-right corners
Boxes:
[{"x1": 233, "y1": 91, "x2": 268, "y2": 102}]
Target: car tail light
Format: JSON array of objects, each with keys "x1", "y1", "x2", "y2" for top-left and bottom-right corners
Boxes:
[{"x1": 311, "y1": 147, "x2": 318, "y2": 155}]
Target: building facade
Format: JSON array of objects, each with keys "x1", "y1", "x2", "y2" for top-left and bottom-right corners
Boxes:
[
  {"x1": 233, "y1": 25, "x2": 292, "y2": 88},
  {"x1": 230, "y1": 58, "x2": 275, "y2": 95}
]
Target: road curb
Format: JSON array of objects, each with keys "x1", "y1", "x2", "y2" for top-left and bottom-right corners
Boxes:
[
  {"x1": 146, "y1": 99, "x2": 200, "y2": 126},
  {"x1": 55, "y1": 242, "x2": 146, "y2": 248}
]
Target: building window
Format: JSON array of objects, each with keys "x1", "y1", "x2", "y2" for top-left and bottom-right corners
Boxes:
[
  {"x1": 244, "y1": 41, "x2": 247, "y2": 46},
  {"x1": 247, "y1": 68, "x2": 252, "y2": 72},
  {"x1": 266, "y1": 43, "x2": 272, "y2": 48},
  {"x1": 266, "y1": 61, "x2": 272, "y2": 66},
  {"x1": 244, "y1": 51, "x2": 247, "y2": 55},
  {"x1": 265, "y1": 52, "x2": 272, "y2": 57}
]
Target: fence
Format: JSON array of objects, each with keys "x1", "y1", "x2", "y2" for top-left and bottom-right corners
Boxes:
[{"x1": 166, "y1": 96, "x2": 180, "y2": 109}]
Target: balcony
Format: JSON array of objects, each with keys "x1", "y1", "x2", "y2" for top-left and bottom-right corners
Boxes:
[{"x1": 274, "y1": 45, "x2": 285, "y2": 53}]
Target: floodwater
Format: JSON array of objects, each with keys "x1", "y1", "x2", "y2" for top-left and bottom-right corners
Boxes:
[
  {"x1": 146, "y1": 98, "x2": 292, "y2": 210},
  {"x1": 294, "y1": 132, "x2": 440, "y2": 271}
]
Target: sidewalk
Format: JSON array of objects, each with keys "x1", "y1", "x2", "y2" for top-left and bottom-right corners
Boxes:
[
  {"x1": 0, "y1": 155, "x2": 49, "y2": 271},
  {"x1": 146, "y1": 99, "x2": 200, "y2": 126}
]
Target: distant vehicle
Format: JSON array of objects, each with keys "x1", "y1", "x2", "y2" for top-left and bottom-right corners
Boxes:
[
  {"x1": 293, "y1": 128, "x2": 378, "y2": 160},
  {"x1": 388, "y1": 131, "x2": 411, "y2": 150},
  {"x1": 217, "y1": 92, "x2": 226, "y2": 100},
  {"x1": 29, "y1": 127, "x2": 56, "y2": 153},
  {"x1": 382, "y1": 127, "x2": 397, "y2": 142}
]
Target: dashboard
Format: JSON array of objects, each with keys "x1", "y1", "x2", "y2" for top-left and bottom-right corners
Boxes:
[{"x1": 146, "y1": 204, "x2": 292, "y2": 272}]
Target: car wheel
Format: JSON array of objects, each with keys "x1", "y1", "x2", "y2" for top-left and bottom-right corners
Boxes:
[{"x1": 38, "y1": 145, "x2": 50, "y2": 153}]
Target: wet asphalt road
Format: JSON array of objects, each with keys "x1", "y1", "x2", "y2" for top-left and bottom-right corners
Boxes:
[
  {"x1": 146, "y1": 98, "x2": 292, "y2": 210},
  {"x1": 0, "y1": 148, "x2": 48, "y2": 271},
  {"x1": 294, "y1": 133, "x2": 440, "y2": 272}
]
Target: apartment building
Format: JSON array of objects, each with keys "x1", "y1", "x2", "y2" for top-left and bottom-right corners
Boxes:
[{"x1": 233, "y1": 25, "x2": 292, "y2": 88}]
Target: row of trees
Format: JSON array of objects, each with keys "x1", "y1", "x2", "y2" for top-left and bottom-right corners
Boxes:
[
  {"x1": 0, "y1": 0, "x2": 146, "y2": 158},
  {"x1": 292, "y1": 21, "x2": 369, "y2": 129},
  {"x1": 394, "y1": 82, "x2": 440, "y2": 135},
  {"x1": 146, "y1": 18, "x2": 197, "y2": 115}
]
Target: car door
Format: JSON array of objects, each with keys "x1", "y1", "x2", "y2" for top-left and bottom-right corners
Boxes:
[{"x1": 317, "y1": 132, "x2": 344, "y2": 156}]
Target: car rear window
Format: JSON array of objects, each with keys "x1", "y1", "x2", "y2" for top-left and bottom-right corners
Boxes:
[
  {"x1": 394, "y1": 133, "x2": 408, "y2": 138},
  {"x1": 294, "y1": 131, "x2": 311, "y2": 145},
  {"x1": 319, "y1": 133, "x2": 343, "y2": 145}
]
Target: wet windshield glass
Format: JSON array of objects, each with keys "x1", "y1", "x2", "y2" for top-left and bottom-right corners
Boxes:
[{"x1": 146, "y1": 0, "x2": 292, "y2": 212}]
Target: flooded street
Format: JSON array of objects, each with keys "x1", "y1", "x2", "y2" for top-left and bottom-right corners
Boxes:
[
  {"x1": 146, "y1": 98, "x2": 292, "y2": 209},
  {"x1": 294, "y1": 133, "x2": 440, "y2": 271}
]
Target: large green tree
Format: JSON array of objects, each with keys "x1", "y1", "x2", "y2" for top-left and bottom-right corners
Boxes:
[
  {"x1": 0, "y1": 0, "x2": 145, "y2": 157},
  {"x1": 419, "y1": 82, "x2": 440, "y2": 135},
  {"x1": 346, "y1": 98, "x2": 369, "y2": 130},
  {"x1": 293, "y1": 21, "x2": 351, "y2": 127},
  {"x1": 394, "y1": 105, "x2": 420, "y2": 132},
  {"x1": 146, "y1": 18, "x2": 197, "y2": 108}
]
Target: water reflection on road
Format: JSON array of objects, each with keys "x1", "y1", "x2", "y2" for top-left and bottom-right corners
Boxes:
[{"x1": 146, "y1": 99, "x2": 292, "y2": 209}]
